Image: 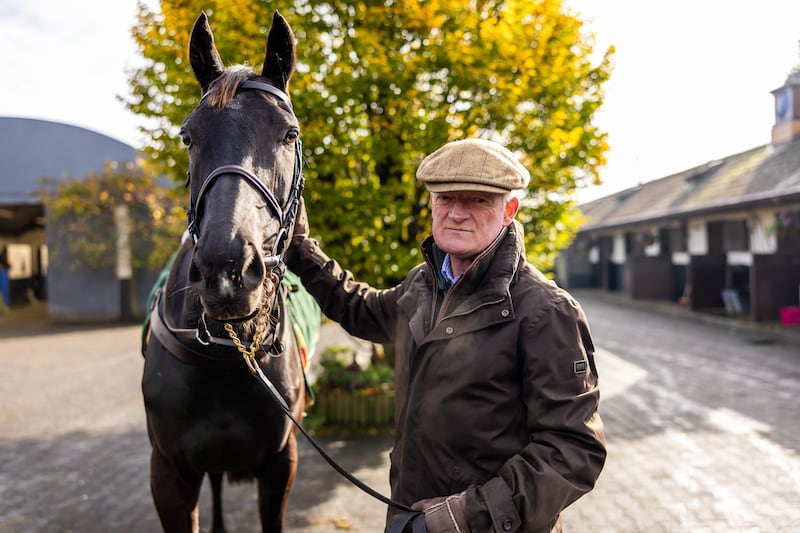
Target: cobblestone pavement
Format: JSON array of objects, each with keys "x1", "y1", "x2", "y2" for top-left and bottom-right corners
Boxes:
[
  {"x1": 564, "y1": 293, "x2": 800, "y2": 533},
  {"x1": 1, "y1": 294, "x2": 799, "y2": 532}
]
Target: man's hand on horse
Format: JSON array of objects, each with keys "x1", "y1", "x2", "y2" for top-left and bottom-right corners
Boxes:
[
  {"x1": 411, "y1": 491, "x2": 471, "y2": 533},
  {"x1": 292, "y1": 195, "x2": 309, "y2": 243}
]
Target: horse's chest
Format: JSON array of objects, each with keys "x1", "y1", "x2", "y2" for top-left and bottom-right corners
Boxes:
[{"x1": 143, "y1": 349, "x2": 289, "y2": 469}]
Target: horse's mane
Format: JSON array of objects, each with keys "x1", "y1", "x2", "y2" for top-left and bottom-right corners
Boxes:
[{"x1": 207, "y1": 66, "x2": 254, "y2": 108}]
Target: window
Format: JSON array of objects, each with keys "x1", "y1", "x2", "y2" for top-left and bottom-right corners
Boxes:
[
  {"x1": 667, "y1": 226, "x2": 687, "y2": 252},
  {"x1": 723, "y1": 220, "x2": 749, "y2": 251},
  {"x1": 707, "y1": 220, "x2": 749, "y2": 253}
]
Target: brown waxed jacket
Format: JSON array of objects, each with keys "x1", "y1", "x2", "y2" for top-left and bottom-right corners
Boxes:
[{"x1": 286, "y1": 222, "x2": 606, "y2": 532}]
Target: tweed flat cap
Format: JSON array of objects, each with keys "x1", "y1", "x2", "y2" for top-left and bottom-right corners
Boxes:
[{"x1": 416, "y1": 139, "x2": 531, "y2": 194}]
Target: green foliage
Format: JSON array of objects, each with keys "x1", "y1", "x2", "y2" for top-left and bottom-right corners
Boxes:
[
  {"x1": 314, "y1": 345, "x2": 395, "y2": 392},
  {"x1": 38, "y1": 161, "x2": 184, "y2": 272},
  {"x1": 306, "y1": 344, "x2": 395, "y2": 435},
  {"x1": 125, "y1": 0, "x2": 613, "y2": 285}
]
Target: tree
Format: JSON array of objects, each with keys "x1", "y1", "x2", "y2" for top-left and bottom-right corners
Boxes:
[
  {"x1": 125, "y1": 0, "x2": 613, "y2": 285},
  {"x1": 38, "y1": 161, "x2": 185, "y2": 273}
]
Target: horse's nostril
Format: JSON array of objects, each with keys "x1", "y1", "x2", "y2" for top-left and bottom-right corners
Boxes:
[{"x1": 242, "y1": 246, "x2": 266, "y2": 290}]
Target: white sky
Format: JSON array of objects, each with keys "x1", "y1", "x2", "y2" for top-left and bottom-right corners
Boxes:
[
  {"x1": 0, "y1": 1, "x2": 155, "y2": 146},
  {"x1": 1, "y1": 0, "x2": 799, "y2": 203},
  {"x1": 569, "y1": 0, "x2": 800, "y2": 201}
]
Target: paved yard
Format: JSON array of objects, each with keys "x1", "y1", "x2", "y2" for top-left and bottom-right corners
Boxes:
[{"x1": 1, "y1": 294, "x2": 799, "y2": 532}]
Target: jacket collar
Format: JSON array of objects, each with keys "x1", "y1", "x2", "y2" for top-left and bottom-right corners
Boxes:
[{"x1": 421, "y1": 220, "x2": 525, "y2": 295}]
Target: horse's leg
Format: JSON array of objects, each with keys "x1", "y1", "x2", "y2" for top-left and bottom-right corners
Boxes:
[
  {"x1": 255, "y1": 433, "x2": 299, "y2": 533},
  {"x1": 150, "y1": 448, "x2": 203, "y2": 533},
  {"x1": 209, "y1": 472, "x2": 226, "y2": 533}
]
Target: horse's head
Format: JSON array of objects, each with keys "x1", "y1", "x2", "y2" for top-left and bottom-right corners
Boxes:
[{"x1": 182, "y1": 12, "x2": 302, "y2": 323}]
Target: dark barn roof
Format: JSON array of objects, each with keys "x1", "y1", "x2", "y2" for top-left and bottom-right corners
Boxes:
[{"x1": 580, "y1": 136, "x2": 800, "y2": 231}]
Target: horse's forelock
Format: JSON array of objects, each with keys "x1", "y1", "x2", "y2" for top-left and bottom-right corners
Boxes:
[{"x1": 207, "y1": 66, "x2": 254, "y2": 108}]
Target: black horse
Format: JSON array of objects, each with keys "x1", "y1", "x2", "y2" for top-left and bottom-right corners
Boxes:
[{"x1": 142, "y1": 12, "x2": 308, "y2": 533}]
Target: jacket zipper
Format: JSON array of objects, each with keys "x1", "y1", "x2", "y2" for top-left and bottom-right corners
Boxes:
[
  {"x1": 425, "y1": 227, "x2": 510, "y2": 328},
  {"x1": 432, "y1": 243, "x2": 503, "y2": 326}
]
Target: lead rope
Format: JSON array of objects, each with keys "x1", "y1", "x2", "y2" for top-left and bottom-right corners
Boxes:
[{"x1": 226, "y1": 312, "x2": 416, "y2": 515}]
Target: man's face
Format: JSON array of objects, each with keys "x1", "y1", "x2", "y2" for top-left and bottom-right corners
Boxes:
[{"x1": 430, "y1": 191, "x2": 518, "y2": 268}]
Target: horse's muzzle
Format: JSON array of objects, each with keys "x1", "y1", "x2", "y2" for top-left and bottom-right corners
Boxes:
[{"x1": 188, "y1": 240, "x2": 268, "y2": 321}]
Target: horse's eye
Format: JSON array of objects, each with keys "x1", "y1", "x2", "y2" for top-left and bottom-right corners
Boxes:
[
  {"x1": 284, "y1": 130, "x2": 299, "y2": 144},
  {"x1": 180, "y1": 130, "x2": 192, "y2": 147}
]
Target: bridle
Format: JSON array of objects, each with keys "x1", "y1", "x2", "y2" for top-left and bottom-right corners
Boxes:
[
  {"x1": 182, "y1": 79, "x2": 305, "y2": 351},
  {"x1": 185, "y1": 80, "x2": 305, "y2": 270}
]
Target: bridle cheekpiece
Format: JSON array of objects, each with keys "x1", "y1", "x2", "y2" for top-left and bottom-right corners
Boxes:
[
  {"x1": 185, "y1": 80, "x2": 305, "y2": 270},
  {"x1": 182, "y1": 79, "x2": 305, "y2": 349}
]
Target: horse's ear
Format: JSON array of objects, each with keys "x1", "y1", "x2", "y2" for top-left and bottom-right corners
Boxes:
[
  {"x1": 261, "y1": 11, "x2": 296, "y2": 92},
  {"x1": 189, "y1": 12, "x2": 225, "y2": 93}
]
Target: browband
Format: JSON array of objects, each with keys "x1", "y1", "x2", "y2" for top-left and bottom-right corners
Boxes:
[
  {"x1": 199, "y1": 79, "x2": 292, "y2": 109},
  {"x1": 240, "y1": 80, "x2": 292, "y2": 108}
]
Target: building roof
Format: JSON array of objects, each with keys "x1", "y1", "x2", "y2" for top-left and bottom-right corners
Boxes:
[
  {"x1": 0, "y1": 116, "x2": 140, "y2": 204},
  {"x1": 579, "y1": 135, "x2": 800, "y2": 231},
  {"x1": 0, "y1": 117, "x2": 141, "y2": 234}
]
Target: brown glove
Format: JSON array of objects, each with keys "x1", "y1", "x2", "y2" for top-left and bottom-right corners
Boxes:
[{"x1": 411, "y1": 491, "x2": 471, "y2": 533}]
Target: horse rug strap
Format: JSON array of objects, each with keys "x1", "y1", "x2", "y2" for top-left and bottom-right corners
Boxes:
[{"x1": 141, "y1": 250, "x2": 178, "y2": 357}]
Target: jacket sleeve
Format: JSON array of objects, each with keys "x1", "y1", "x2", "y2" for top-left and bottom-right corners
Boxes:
[
  {"x1": 466, "y1": 292, "x2": 606, "y2": 532},
  {"x1": 285, "y1": 236, "x2": 400, "y2": 344}
]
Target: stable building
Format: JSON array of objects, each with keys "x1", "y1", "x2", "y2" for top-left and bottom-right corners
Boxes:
[
  {"x1": 558, "y1": 70, "x2": 800, "y2": 325},
  {"x1": 0, "y1": 117, "x2": 141, "y2": 319}
]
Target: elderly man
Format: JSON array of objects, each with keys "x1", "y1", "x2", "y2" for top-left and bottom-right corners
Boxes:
[{"x1": 287, "y1": 139, "x2": 605, "y2": 532}]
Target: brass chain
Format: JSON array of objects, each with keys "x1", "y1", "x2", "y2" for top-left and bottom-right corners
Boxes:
[
  {"x1": 224, "y1": 271, "x2": 280, "y2": 374},
  {"x1": 225, "y1": 319, "x2": 267, "y2": 373}
]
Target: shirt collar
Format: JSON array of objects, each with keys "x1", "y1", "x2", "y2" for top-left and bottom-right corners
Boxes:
[{"x1": 441, "y1": 253, "x2": 460, "y2": 286}]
